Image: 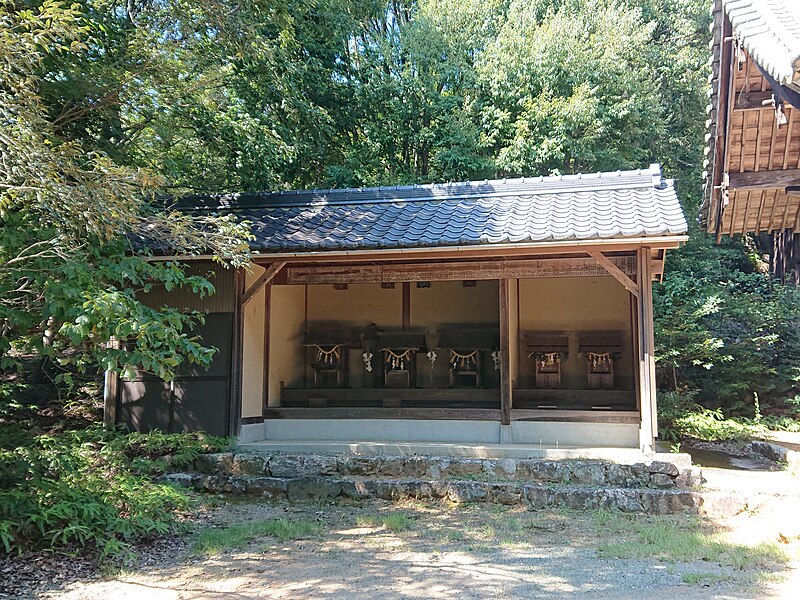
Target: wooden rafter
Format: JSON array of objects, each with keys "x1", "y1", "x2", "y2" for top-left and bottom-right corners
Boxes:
[
  {"x1": 242, "y1": 261, "x2": 286, "y2": 306},
  {"x1": 587, "y1": 251, "x2": 639, "y2": 297}
]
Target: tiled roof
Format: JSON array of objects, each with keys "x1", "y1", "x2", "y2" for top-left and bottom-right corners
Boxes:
[
  {"x1": 723, "y1": 0, "x2": 800, "y2": 87},
  {"x1": 175, "y1": 164, "x2": 686, "y2": 253}
]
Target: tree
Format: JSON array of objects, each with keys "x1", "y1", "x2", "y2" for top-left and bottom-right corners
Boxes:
[{"x1": 1, "y1": 1, "x2": 250, "y2": 384}]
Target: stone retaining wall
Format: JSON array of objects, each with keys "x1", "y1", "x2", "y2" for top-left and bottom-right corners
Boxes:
[
  {"x1": 162, "y1": 472, "x2": 701, "y2": 515},
  {"x1": 191, "y1": 452, "x2": 703, "y2": 490}
]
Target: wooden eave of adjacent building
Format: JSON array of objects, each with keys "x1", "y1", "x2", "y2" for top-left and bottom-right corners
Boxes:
[{"x1": 705, "y1": 15, "x2": 800, "y2": 239}]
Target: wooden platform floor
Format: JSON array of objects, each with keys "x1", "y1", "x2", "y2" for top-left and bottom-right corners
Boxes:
[{"x1": 279, "y1": 387, "x2": 636, "y2": 414}]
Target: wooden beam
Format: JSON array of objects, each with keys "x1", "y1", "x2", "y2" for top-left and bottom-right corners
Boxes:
[
  {"x1": 263, "y1": 406, "x2": 640, "y2": 424},
  {"x1": 728, "y1": 169, "x2": 800, "y2": 190},
  {"x1": 588, "y1": 251, "x2": 639, "y2": 297},
  {"x1": 732, "y1": 90, "x2": 773, "y2": 111},
  {"x1": 499, "y1": 279, "x2": 512, "y2": 426},
  {"x1": 286, "y1": 256, "x2": 638, "y2": 285},
  {"x1": 242, "y1": 261, "x2": 285, "y2": 306}
]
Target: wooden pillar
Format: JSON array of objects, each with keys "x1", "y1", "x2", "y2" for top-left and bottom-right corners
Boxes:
[
  {"x1": 262, "y1": 282, "x2": 272, "y2": 414},
  {"x1": 499, "y1": 278, "x2": 512, "y2": 426},
  {"x1": 102, "y1": 365, "x2": 118, "y2": 429},
  {"x1": 636, "y1": 249, "x2": 657, "y2": 451},
  {"x1": 402, "y1": 282, "x2": 411, "y2": 330},
  {"x1": 230, "y1": 268, "x2": 245, "y2": 437}
]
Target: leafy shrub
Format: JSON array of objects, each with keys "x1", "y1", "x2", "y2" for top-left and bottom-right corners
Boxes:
[
  {"x1": 657, "y1": 391, "x2": 800, "y2": 441},
  {"x1": 0, "y1": 426, "x2": 230, "y2": 556}
]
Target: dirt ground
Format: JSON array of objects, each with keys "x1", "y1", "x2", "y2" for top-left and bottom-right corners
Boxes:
[{"x1": 24, "y1": 488, "x2": 800, "y2": 600}]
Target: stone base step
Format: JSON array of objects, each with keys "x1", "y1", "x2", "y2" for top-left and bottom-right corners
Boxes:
[
  {"x1": 163, "y1": 472, "x2": 701, "y2": 515},
  {"x1": 238, "y1": 439, "x2": 675, "y2": 462},
  {"x1": 192, "y1": 452, "x2": 703, "y2": 490}
]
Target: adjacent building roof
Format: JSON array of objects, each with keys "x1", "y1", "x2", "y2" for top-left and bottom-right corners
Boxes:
[
  {"x1": 723, "y1": 0, "x2": 800, "y2": 88},
  {"x1": 702, "y1": 0, "x2": 800, "y2": 237},
  {"x1": 175, "y1": 164, "x2": 686, "y2": 253}
]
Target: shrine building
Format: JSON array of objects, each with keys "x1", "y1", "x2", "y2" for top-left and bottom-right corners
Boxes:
[{"x1": 109, "y1": 164, "x2": 687, "y2": 452}]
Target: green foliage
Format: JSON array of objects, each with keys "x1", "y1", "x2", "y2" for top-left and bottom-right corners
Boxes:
[
  {"x1": 1, "y1": 1, "x2": 251, "y2": 384},
  {"x1": 192, "y1": 518, "x2": 321, "y2": 555},
  {"x1": 0, "y1": 426, "x2": 230, "y2": 556},
  {"x1": 3, "y1": 0, "x2": 797, "y2": 416},
  {"x1": 655, "y1": 235, "x2": 800, "y2": 409},
  {"x1": 658, "y1": 391, "x2": 800, "y2": 442}
]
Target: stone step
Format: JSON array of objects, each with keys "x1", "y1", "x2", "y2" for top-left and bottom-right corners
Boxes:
[
  {"x1": 192, "y1": 452, "x2": 703, "y2": 490},
  {"x1": 162, "y1": 472, "x2": 701, "y2": 515}
]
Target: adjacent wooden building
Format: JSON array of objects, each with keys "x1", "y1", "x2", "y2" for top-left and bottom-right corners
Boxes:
[
  {"x1": 702, "y1": 0, "x2": 800, "y2": 279},
  {"x1": 113, "y1": 165, "x2": 687, "y2": 452}
]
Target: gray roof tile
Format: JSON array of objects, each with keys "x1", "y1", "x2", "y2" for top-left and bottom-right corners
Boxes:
[
  {"x1": 175, "y1": 164, "x2": 686, "y2": 253},
  {"x1": 723, "y1": 0, "x2": 800, "y2": 86}
]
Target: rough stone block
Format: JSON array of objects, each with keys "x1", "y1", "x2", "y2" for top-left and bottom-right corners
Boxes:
[
  {"x1": 489, "y1": 483, "x2": 522, "y2": 505},
  {"x1": 194, "y1": 453, "x2": 234, "y2": 475},
  {"x1": 446, "y1": 481, "x2": 488, "y2": 503},
  {"x1": 607, "y1": 463, "x2": 650, "y2": 487},
  {"x1": 647, "y1": 460, "x2": 680, "y2": 477},
  {"x1": 746, "y1": 440, "x2": 793, "y2": 463},
  {"x1": 402, "y1": 456, "x2": 429, "y2": 478},
  {"x1": 426, "y1": 458, "x2": 449, "y2": 479},
  {"x1": 159, "y1": 472, "x2": 194, "y2": 488},
  {"x1": 405, "y1": 480, "x2": 448, "y2": 500},
  {"x1": 246, "y1": 477, "x2": 289, "y2": 497},
  {"x1": 650, "y1": 473, "x2": 676, "y2": 488},
  {"x1": 527, "y1": 461, "x2": 569, "y2": 483},
  {"x1": 569, "y1": 461, "x2": 607, "y2": 486},
  {"x1": 604, "y1": 489, "x2": 644, "y2": 513},
  {"x1": 444, "y1": 459, "x2": 483, "y2": 478},
  {"x1": 379, "y1": 456, "x2": 407, "y2": 477},
  {"x1": 286, "y1": 477, "x2": 342, "y2": 501},
  {"x1": 523, "y1": 484, "x2": 555, "y2": 509},
  {"x1": 337, "y1": 455, "x2": 380, "y2": 476},
  {"x1": 232, "y1": 453, "x2": 269, "y2": 476},
  {"x1": 339, "y1": 479, "x2": 371, "y2": 500},
  {"x1": 366, "y1": 480, "x2": 410, "y2": 501},
  {"x1": 675, "y1": 466, "x2": 704, "y2": 489},
  {"x1": 269, "y1": 454, "x2": 338, "y2": 478}
]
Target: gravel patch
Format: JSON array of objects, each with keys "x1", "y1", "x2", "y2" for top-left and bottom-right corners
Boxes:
[{"x1": 5, "y1": 496, "x2": 792, "y2": 600}]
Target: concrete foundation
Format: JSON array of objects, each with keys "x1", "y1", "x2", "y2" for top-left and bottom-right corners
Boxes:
[{"x1": 249, "y1": 418, "x2": 639, "y2": 448}]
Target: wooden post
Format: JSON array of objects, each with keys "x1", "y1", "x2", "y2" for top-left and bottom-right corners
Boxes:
[
  {"x1": 499, "y1": 278, "x2": 512, "y2": 426},
  {"x1": 262, "y1": 282, "x2": 272, "y2": 414},
  {"x1": 229, "y1": 268, "x2": 245, "y2": 437},
  {"x1": 402, "y1": 282, "x2": 411, "y2": 330},
  {"x1": 102, "y1": 338, "x2": 120, "y2": 429},
  {"x1": 636, "y1": 249, "x2": 657, "y2": 451},
  {"x1": 103, "y1": 369, "x2": 118, "y2": 429}
]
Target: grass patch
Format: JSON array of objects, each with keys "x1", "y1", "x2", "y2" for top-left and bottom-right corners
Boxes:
[
  {"x1": 596, "y1": 515, "x2": 790, "y2": 570},
  {"x1": 193, "y1": 518, "x2": 320, "y2": 556},
  {"x1": 355, "y1": 511, "x2": 415, "y2": 532},
  {"x1": 682, "y1": 572, "x2": 734, "y2": 586}
]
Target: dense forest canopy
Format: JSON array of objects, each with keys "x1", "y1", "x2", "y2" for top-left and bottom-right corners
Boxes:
[{"x1": 2, "y1": 0, "x2": 800, "y2": 414}]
